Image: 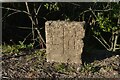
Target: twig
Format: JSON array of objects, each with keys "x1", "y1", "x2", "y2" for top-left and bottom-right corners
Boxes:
[
  {"x1": 22, "y1": 32, "x2": 32, "y2": 44},
  {"x1": 0, "y1": 6, "x2": 31, "y2": 22},
  {"x1": 36, "y1": 3, "x2": 43, "y2": 15},
  {"x1": 74, "y1": 8, "x2": 112, "y2": 20},
  {"x1": 33, "y1": 3, "x2": 46, "y2": 47},
  {"x1": 35, "y1": 28, "x2": 46, "y2": 46},
  {"x1": 93, "y1": 35, "x2": 109, "y2": 51},
  {"x1": 116, "y1": 44, "x2": 120, "y2": 47},
  {"x1": 0, "y1": 6, "x2": 30, "y2": 16},
  {"x1": 89, "y1": 7, "x2": 97, "y2": 19},
  {"x1": 99, "y1": 34, "x2": 110, "y2": 48},
  {"x1": 1, "y1": 9, "x2": 10, "y2": 21},
  {"x1": 25, "y1": 2, "x2": 35, "y2": 43},
  {"x1": 114, "y1": 48, "x2": 120, "y2": 50},
  {"x1": 68, "y1": 2, "x2": 81, "y2": 7},
  {"x1": 113, "y1": 34, "x2": 119, "y2": 51},
  {"x1": 111, "y1": 33, "x2": 114, "y2": 51},
  {"x1": 25, "y1": 2, "x2": 35, "y2": 25},
  {"x1": 17, "y1": 26, "x2": 44, "y2": 30},
  {"x1": 2, "y1": 12, "x2": 21, "y2": 22}
]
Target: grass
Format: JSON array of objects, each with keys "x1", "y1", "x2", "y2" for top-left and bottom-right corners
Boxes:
[
  {"x1": 2, "y1": 42, "x2": 119, "y2": 78},
  {"x1": 2, "y1": 41, "x2": 34, "y2": 55},
  {"x1": 2, "y1": 43, "x2": 115, "y2": 73},
  {"x1": 80, "y1": 63, "x2": 100, "y2": 73}
]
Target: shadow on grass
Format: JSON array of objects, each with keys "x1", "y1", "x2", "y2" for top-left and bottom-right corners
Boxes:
[
  {"x1": 81, "y1": 29, "x2": 120, "y2": 63},
  {"x1": 81, "y1": 49, "x2": 119, "y2": 63}
]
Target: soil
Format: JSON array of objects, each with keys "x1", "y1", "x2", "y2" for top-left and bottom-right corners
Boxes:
[{"x1": 2, "y1": 49, "x2": 120, "y2": 79}]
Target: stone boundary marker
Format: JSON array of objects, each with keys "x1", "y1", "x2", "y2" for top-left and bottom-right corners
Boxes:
[{"x1": 45, "y1": 21, "x2": 85, "y2": 64}]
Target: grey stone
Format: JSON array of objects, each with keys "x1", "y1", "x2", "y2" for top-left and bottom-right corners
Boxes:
[{"x1": 45, "y1": 21, "x2": 85, "y2": 64}]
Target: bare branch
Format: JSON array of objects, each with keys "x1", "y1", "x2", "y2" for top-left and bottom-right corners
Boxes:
[
  {"x1": 93, "y1": 35, "x2": 110, "y2": 51},
  {"x1": 25, "y1": 2, "x2": 46, "y2": 47},
  {"x1": 1, "y1": 9, "x2": 10, "y2": 21},
  {"x1": 25, "y1": 2, "x2": 35, "y2": 25},
  {"x1": 74, "y1": 8, "x2": 112, "y2": 20},
  {"x1": 25, "y1": 2, "x2": 35, "y2": 43},
  {"x1": 68, "y1": 3, "x2": 81, "y2": 7},
  {"x1": 22, "y1": 32, "x2": 32, "y2": 44},
  {"x1": 2, "y1": 12, "x2": 21, "y2": 22},
  {"x1": 99, "y1": 34, "x2": 110, "y2": 48},
  {"x1": 116, "y1": 44, "x2": 120, "y2": 47},
  {"x1": 33, "y1": 3, "x2": 37, "y2": 15},
  {"x1": 89, "y1": 7, "x2": 97, "y2": 19},
  {"x1": 115, "y1": 48, "x2": 120, "y2": 50},
  {"x1": 36, "y1": 4, "x2": 43, "y2": 15},
  {"x1": 0, "y1": 6, "x2": 30, "y2": 15},
  {"x1": 17, "y1": 26, "x2": 44, "y2": 30},
  {"x1": 35, "y1": 28, "x2": 46, "y2": 46},
  {"x1": 113, "y1": 35, "x2": 119, "y2": 51}
]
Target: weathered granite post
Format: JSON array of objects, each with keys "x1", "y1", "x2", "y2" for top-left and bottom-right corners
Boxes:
[{"x1": 45, "y1": 21, "x2": 85, "y2": 64}]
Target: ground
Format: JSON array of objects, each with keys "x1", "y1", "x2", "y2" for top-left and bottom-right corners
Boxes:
[{"x1": 1, "y1": 46, "x2": 120, "y2": 79}]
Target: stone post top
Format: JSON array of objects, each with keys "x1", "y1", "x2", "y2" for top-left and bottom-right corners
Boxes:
[
  {"x1": 45, "y1": 20, "x2": 85, "y2": 27},
  {"x1": 45, "y1": 20, "x2": 85, "y2": 23}
]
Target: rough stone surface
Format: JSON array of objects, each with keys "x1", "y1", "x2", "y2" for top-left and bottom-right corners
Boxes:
[{"x1": 45, "y1": 21, "x2": 85, "y2": 64}]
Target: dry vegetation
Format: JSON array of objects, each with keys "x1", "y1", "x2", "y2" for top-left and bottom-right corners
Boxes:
[{"x1": 2, "y1": 45, "x2": 120, "y2": 79}]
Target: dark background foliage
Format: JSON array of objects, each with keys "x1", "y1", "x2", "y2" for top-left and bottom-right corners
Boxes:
[{"x1": 2, "y1": 2, "x2": 120, "y2": 51}]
